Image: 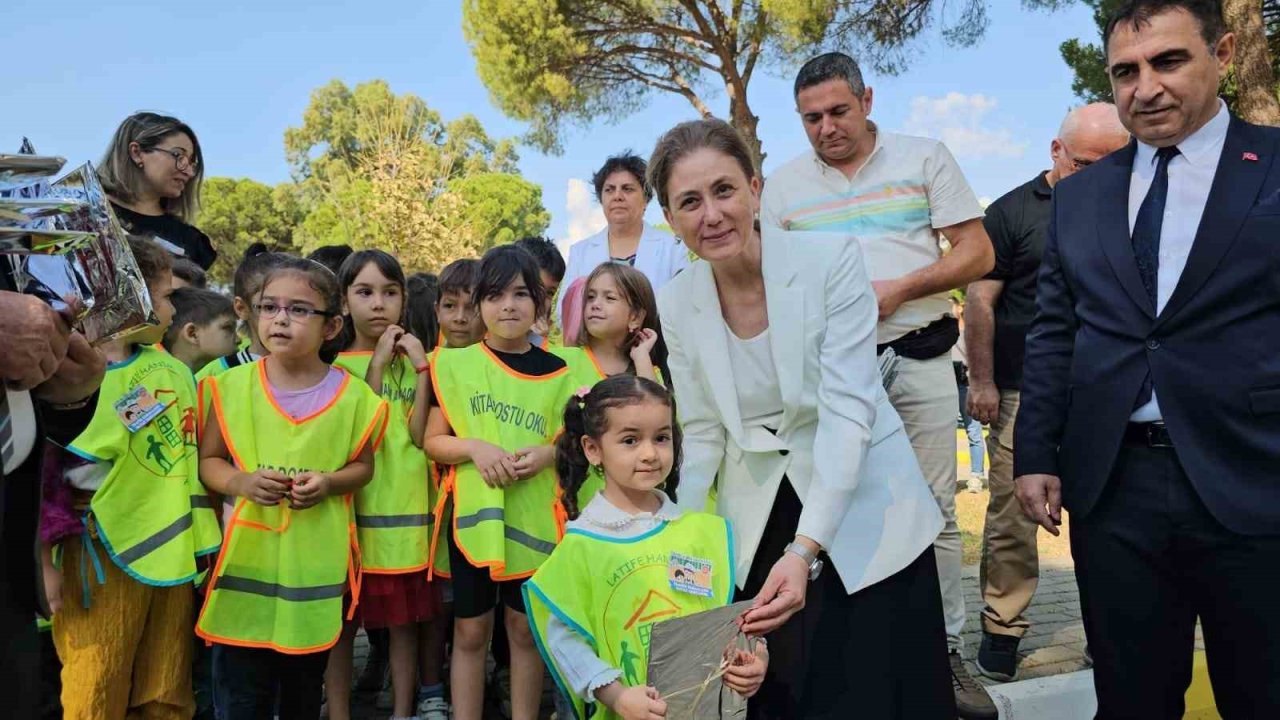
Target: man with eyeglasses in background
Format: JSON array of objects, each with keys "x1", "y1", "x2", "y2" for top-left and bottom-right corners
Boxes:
[{"x1": 962, "y1": 103, "x2": 1128, "y2": 683}]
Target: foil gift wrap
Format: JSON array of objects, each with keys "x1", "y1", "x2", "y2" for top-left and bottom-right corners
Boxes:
[
  {"x1": 3, "y1": 162, "x2": 156, "y2": 343},
  {"x1": 0, "y1": 153, "x2": 66, "y2": 188},
  {"x1": 0, "y1": 196, "x2": 87, "y2": 223}
]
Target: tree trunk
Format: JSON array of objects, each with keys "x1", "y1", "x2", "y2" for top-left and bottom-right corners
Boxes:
[
  {"x1": 727, "y1": 91, "x2": 765, "y2": 172},
  {"x1": 1226, "y1": 0, "x2": 1280, "y2": 126}
]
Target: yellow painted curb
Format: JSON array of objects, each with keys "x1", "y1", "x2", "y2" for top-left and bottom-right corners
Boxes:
[{"x1": 1185, "y1": 650, "x2": 1220, "y2": 719}]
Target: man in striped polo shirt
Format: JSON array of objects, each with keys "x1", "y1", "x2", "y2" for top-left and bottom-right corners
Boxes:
[{"x1": 761, "y1": 52, "x2": 996, "y2": 719}]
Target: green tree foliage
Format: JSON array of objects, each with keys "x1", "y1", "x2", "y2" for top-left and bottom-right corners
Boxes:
[
  {"x1": 1045, "y1": 0, "x2": 1279, "y2": 124},
  {"x1": 462, "y1": 0, "x2": 992, "y2": 166},
  {"x1": 450, "y1": 172, "x2": 552, "y2": 248},
  {"x1": 281, "y1": 79, "x2": 549, "y2": 271},
  {"x1": 198, "y1": 177, "x2": 299, "y2": 285}
]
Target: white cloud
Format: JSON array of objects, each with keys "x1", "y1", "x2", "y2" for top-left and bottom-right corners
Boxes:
[
  {"x1": 560, "y1": 178, "x2": 606, "y2": 258},
  {"x1": 901, "y1": 93, "x2": 1027, "y2": 160}
]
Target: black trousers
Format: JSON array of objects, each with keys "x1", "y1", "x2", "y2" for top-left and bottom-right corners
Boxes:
[
  {"x1": 212, "y1": 643, "x2": 331, "y2": 720},
  {"x1": 1072, "y1": 443, "x2": 1280, "y2": 719},
  {"x1": 736, "y1": 480, "x2": 955, "y2": 720}
]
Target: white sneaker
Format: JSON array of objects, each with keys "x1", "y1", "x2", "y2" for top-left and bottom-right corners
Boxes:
[{"x1": 418, "y1": 696, "x2": 450, "y2": 720}]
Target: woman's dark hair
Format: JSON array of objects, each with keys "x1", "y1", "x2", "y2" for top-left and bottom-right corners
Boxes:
[
  {"x1": 575, "y1": 262, "x2": 672, "y2": 390},
  {"x1": 336, "y1": 249, "x2": 407, "y2": 351},
  {"x1": 555, "y1": 375, "x2": 682, "y2": 520},
  {"x1": 648, "y1": 119, "x2": 757, "y2": 210},
  {"x1": 98, "y1": 112, "x2": 204, "y2": 221},
  {"x1": 406, "y1": 272, "x2": 440, "y2": 352},
  {"x1": 232, "y1": 243, "x2": 290, "y2": 301},
  {"x1": 592, "y1": 151, "x2": 653, "y2": 203},
  {"x1": 472, "y1": 245, "x2": 548, "y2": 320},
  {"x1": 257, "y1": 257, "x2": 343, "y2": 363}
]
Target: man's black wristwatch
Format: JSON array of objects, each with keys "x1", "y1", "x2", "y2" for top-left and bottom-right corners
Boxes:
[{"x1": 783, "y1": 541, "x2": 824, "y2": 581}]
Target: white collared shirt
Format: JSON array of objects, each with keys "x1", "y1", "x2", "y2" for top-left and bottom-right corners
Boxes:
[{"x1": 1129, "y1": 100, "x2": 1229, "y2": 422}]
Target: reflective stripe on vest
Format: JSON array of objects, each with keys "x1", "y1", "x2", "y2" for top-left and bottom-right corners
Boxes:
[
  {"x1": 333, "y1": 352, "x2": 433, "y2": 573},
  {"x1": 69, "y1": 346, "x2": 221, "y2": 586},
  {"x1": 431, "y1": 343, "x2": 574, "y2": 579},
  {"x1": 196, "y1": 361, "x2": 388, "y2": 654},
  {"x1": 525, "y1": 513, "x2": 736, "y2": 720}
]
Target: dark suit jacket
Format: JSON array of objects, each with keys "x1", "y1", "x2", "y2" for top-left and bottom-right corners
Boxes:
[{"x1": 1015, "y1": 115, "x2": 1280, "y2": 535}]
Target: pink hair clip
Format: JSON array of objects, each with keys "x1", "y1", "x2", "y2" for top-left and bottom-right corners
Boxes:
[{"x1": 574, "y1": 385, "x2": 592, "y2": 400}]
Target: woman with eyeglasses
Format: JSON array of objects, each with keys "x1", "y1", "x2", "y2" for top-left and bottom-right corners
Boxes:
[{"x1": 99, "y1": 112, "x2": 216, "y2": 270}]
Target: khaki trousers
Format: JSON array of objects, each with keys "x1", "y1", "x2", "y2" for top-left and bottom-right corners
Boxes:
[
  {"x1": 53, "y1": 535, "x2": 195, "y2": 720},
  {"x1": 887, "y1": 353, "x2": 965, "y2": 650},
  {"x1": 979, "y1": 390, "x2": 1041, "y2": 637}
]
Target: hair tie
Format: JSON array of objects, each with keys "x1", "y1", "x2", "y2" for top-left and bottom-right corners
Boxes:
[{"x1": 574, "y1": 385, "x2": 592, "y2": 406}]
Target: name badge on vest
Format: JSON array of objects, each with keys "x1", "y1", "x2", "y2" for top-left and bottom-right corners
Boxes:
[
  {"x1": 114, "y1": 386, "x2": 167, "y2": 432},
  {"x1": 668, "y1": 551, "x2": 713, "y2": 597}
]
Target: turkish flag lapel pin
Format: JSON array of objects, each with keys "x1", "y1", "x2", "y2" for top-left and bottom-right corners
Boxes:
[{"x1": 1243, "y1": 151, "x2": 1259, "y2": 162}]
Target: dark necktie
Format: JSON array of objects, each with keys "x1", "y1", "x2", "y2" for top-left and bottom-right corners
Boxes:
[{"x1": 1131, "y1": 145, "x2": 1179, "y2": 409}]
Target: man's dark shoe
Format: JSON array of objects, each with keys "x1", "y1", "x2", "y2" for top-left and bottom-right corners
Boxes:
[
  {"x1": 950, "y1": 651, "x2": 998, "y2": 720},
  {"x1": 976, "y1": 632, "x2": 1021, "y2": 682}
]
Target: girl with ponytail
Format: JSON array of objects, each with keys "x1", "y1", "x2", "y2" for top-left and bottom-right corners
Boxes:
[{"x1": 530, "y1": 375, "x2": 767, "y2": 720}]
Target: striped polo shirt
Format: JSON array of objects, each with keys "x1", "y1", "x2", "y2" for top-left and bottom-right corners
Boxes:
[{"x1": 761, "y1": 129, "x2": 984, "y2": 343}]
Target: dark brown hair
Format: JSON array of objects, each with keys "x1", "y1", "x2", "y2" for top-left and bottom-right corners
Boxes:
[
  {"x1": 555, "y1": 375, "x2": 682, "y2": 520},
  {"x1": 126, "y1": 235, "x2": 174, "y2": 286},
  {"x1": 647, "y1": 119, "x2": 756, "y2": 210},
  {"x1": 575, "y1": 262, "x2": 672, "y2": 390}
]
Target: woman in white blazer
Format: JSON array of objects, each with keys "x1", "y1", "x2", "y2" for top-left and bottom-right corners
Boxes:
[
  {"x1": 560, "y1": 153, "x2": 689, "y2": 328},
  {"x1": 650, "y1": 119, "x2": 953, "y2": 719}
]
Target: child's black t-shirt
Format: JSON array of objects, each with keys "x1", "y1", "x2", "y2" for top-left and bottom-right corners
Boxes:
[{"x1": 427, "y1": 343, "x2": 566, "y2": 407}]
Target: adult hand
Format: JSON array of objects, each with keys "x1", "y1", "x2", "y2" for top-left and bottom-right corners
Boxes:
[
  {"x1": 870, "y1": 279, "x2": 906, "y2": 320},
  {"x1": 740, "y1": 551, "x2": 809, "y2": 635},
  {"x1": 34, "y1": 332, "x2": 106, "y2": 406},
  {"x1": 966, "y1": 381, "x2": 1000, "y2": 425},
  {"x1": 1015, "y1": 473, "x2": 1063, "y2": 536},
  {"x1": 0, "y1": 293, "x2": 71, "y2": 390}
]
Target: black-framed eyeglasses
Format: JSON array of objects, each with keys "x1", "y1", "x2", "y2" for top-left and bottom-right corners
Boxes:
[
  {"x1": 143, "y1": 146, "x2": 199, "y2": 172},
  {"x1": 253, "y1": 302, "x2": 333, "y2": 321}
]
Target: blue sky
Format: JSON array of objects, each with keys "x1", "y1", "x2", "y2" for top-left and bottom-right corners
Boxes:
[{"x1": 1, "y1": 0, "x2": 1102, "y2": 251}]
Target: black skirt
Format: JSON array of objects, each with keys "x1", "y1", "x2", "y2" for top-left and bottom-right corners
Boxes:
[{"x1": 736, "y1": 479, "x2": 956, "y2": 720}]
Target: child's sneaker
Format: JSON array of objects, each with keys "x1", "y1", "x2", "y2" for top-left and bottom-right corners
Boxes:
[{"x1": 417, "y1": 695, "x2": 450, "y2": 720}]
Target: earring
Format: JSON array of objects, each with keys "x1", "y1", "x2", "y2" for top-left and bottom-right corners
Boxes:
[{"x1": 590, "y1": 464, "x2": 602, "y2": 477}]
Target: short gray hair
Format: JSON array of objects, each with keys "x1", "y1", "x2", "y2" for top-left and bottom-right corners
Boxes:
[{"x1": 794, "y1": 52, "x2": 866, "y2": 98}]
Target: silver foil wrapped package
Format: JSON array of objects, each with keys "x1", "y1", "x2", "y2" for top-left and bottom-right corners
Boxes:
[
  {"x1": 3, "y1": 162, "x2": 156, "y2": 343},
  {"x1": 646, "y1": 600, "x2": 753, "y2": 719}
]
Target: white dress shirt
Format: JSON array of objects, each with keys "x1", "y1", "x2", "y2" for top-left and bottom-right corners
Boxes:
[{"x1": 1129, "y1": 100, "x2": 1229, "y2": 422}]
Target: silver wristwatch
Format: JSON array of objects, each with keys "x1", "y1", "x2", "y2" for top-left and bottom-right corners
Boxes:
[{"x1": 783, "y1": 541, "x2": 824, "y2": 581}]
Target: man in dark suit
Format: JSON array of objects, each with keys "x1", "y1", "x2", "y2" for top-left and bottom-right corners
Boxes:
[{"x1": 1014, "y1": 1, "x2": 1280, "y2": 717}]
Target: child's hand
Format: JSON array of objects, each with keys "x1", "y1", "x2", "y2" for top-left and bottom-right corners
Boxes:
[
  {"x1": 235, "y1": 469, "x2": 292, "y2": 506},
  {"x1": 42, "y1": 555, "x2": 62, "y2": 617},
  {"x1": 395, "y1": 331, "x2": 429, "y2": 368},
  {"x1": 372, "y1": 325, "x2": 405, "y2": 368},
  {"x1": 469, "y1": 440, "x2": 518, "y2": 488},
  {"x1": 629, "y1": 328, "x2": 659, "y2": 362},
  {"x1": 290, "y1": 472, "x2": 332, "y2": 509},
  {"x1": 511, "y1": 445, "x2": 555, "y2": 480},
  {"x1": 722, "y1": 641, "x2": 768, "y2": 698},
  {"x1": 608, "y1": 685, "x2": 667, "y2": 720}
]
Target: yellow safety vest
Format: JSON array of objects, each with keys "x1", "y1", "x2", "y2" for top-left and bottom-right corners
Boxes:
[
  {"x1": 66, "y1": 345, "x2": 221, "y2": 585},
  {"x1": 525, "y1": 512, "x2": 736, "y2": 720},
  {"x1": 196, "y1": 361, "x2": 389, "y2": 654},
  {"x1": 430, "y1": 343, "x2": 574, "y2": 580},
  {"x1": 333, "y1": 352, "x2": 433, "y2": 574}
]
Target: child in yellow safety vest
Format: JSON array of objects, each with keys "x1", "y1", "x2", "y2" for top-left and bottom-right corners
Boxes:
[
  {"x1": 424, "y1": 244, "x2": 576, "y2": 720},
  {"x1": 526, "y1": 376, "x2": 768, "y2": 720},
  {"x1": 327, "y1": 250, "x2": 442, "y2": 720},
  {"x1": 556, "y1": 262, "x2": 670, "y2": 390},
  {"x1": 44, "y1": 237, "x2": 221, "y2": 720},
  {"x1": 196, "y1": 256, "x2": 389, "y2": 720}
]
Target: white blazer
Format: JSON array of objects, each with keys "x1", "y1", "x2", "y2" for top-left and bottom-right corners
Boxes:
[
  {"x1": 658, "y1": 228, "x2": 943, "y2": 595},
  {"x1": 561, "y1": 223, "x2": 689, "y2": 327}
]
